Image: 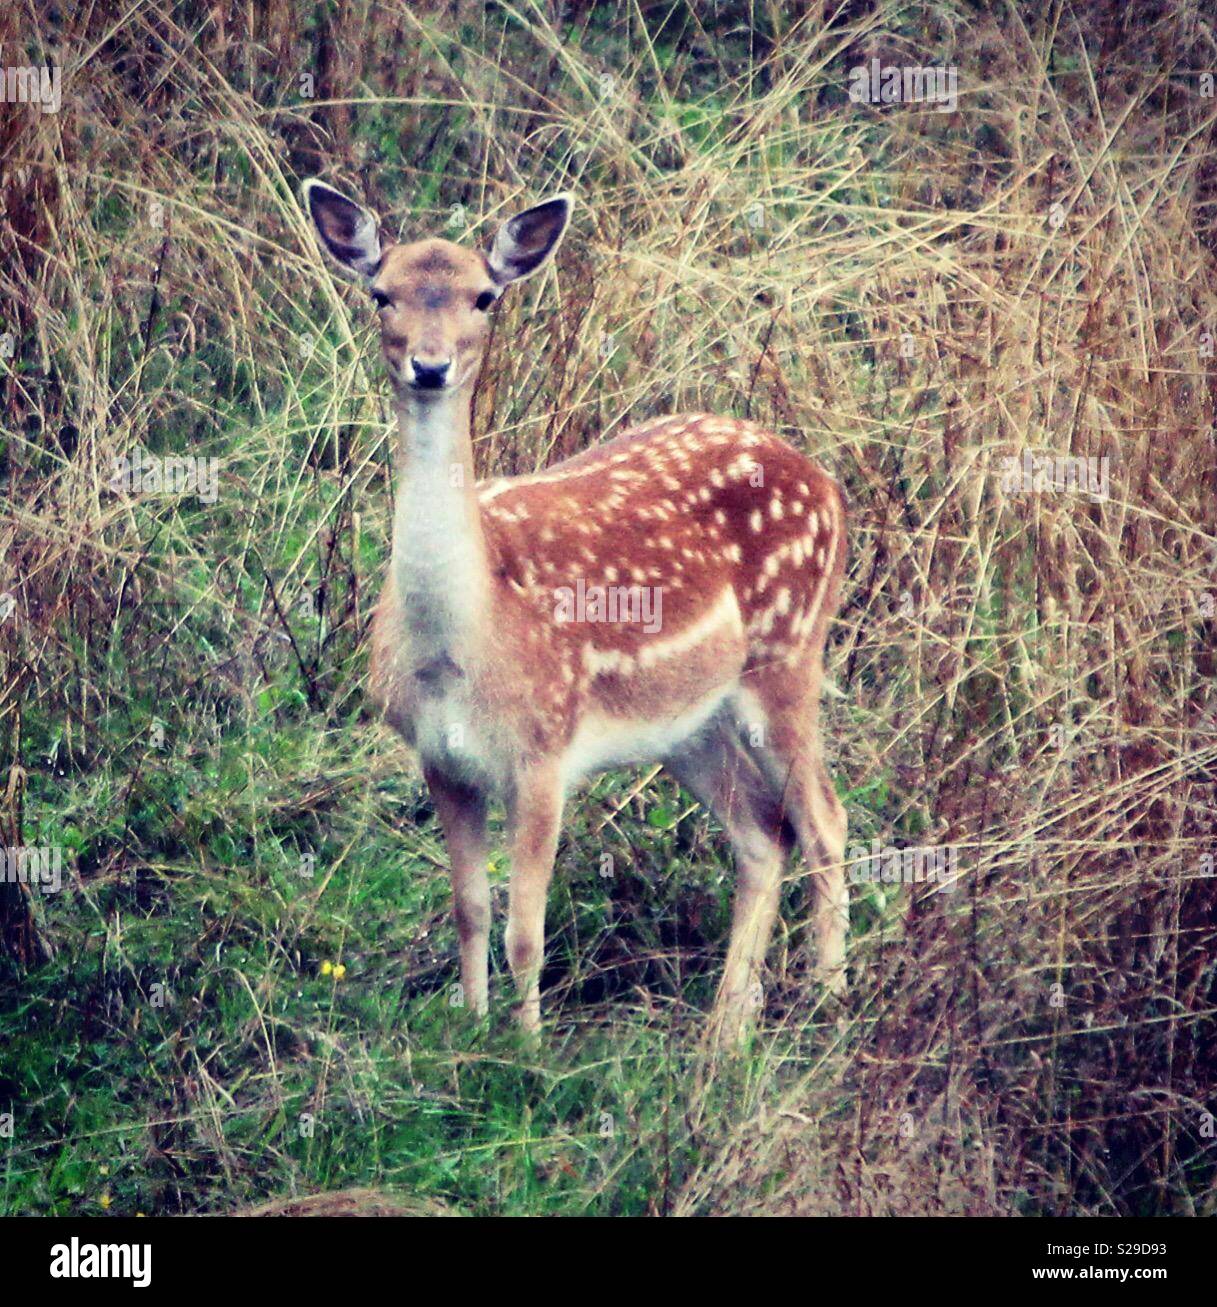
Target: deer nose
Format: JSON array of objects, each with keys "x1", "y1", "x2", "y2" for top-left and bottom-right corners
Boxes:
[{"x1": 409, "y1": 356, "x2": 451, "y2": 389}]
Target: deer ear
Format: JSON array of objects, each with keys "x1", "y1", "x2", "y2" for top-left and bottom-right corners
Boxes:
[
  {"x1": 302, "y1": 179, "x2": 385, "y2": 280},
  {"x1": 486, "y1": 194, "x2": 573, "y2": 286}
]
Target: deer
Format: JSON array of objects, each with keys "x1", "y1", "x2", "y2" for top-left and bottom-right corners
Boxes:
[{"x1": 302, "y1": 178, "x2": 849, "y2": 1043}]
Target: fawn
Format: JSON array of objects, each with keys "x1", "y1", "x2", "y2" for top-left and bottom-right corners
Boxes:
[{"x1": 303, "y1": 179, "x2": 849, "y2": 1041}]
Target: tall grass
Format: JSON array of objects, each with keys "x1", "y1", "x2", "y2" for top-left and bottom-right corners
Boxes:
[{"x1": 0, "y1": 0, "x2": 1214, "y2": 1215}]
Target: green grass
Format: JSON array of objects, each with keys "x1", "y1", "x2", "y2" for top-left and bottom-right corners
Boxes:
[
  {"x1": 2, "y1": 697, "x2": 842, "y2": 1215},
  {"x1": 3, "y1": 0, "x2": 1215, "y2": 1218}
]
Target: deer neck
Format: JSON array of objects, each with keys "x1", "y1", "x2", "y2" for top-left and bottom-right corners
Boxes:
[{"x1": 391, "y1": 390, "x2": 490, "y2": 671}]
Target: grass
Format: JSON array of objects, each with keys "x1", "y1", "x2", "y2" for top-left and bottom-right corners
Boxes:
[{"x1": 1, "y1": 0, "x2": 1215, "y2": 1215}]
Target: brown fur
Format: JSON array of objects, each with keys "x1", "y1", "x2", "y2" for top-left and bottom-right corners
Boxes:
[
  {"x1": 370, "y1": 413, "x2": 847, "y2": 763},
  {"x1": 371, "y1": 241, "x2": 496, "y2": 386},
  {"x1": 305, "y1": 183, "x2": 849, "y2": 1040}
]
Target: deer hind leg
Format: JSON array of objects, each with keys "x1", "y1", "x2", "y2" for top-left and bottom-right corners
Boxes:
[
  {"x1": 665, "y1": 719, "x2": 795, "y2": 1043},
  {"x1": 798, "y1": 749, "x2": 849, "y2": 993},
  {"x1": 504, "y1": 765, "x2": 563, "y2": 1036},
  {"x1": 737, "y1": 675, "x2": 849, "y2": 995},
  {"x1": 424, "y1": 765, "x2": 491, "y2": 1016}
]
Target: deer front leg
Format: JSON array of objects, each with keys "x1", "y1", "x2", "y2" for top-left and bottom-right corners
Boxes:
[
  {"x1": 504, "y1": 766, "x2": 563, "y2": 1036},
  {"x1": 424, "y1": 765, "x2": 491, "y2": 1016}
]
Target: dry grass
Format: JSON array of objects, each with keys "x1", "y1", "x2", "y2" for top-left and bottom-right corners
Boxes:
[
  {"x1": 241, "y1": 1187, "x2": 459, "y2": 1217},
  {"x1": 0, "y1": 0, "x2": 1214, "y2": 1215}
]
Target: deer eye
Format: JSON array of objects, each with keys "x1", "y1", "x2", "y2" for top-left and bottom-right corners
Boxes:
[
  {"x1": 474, "y1": 289, "x2": 497, "y2": 312},
  {"x1": 371, "y1": 289, "x2": 391, "y2": 309}
]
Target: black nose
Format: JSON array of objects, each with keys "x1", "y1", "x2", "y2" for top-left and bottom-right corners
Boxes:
[{"x1": 410, "y1": 357, "x2": 451, "y2": 389}]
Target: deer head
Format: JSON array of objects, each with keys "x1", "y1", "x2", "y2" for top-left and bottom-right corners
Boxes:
[{"x1": 302, "y1": 179, "x2": 572, "y2": 398}]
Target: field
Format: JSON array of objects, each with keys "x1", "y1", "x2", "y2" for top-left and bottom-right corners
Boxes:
[{"x1": 1, "y1": 0, "x2": 1215, "y2": 1216}]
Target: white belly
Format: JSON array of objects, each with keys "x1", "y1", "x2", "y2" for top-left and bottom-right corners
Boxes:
[{"x1": 561, "y1": 684, "x2": 734, "y2": 788}]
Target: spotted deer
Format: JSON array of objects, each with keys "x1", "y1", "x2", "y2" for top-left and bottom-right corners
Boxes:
[{"x1": 303, "y1": 179, "x2": 849, "y2": 1041}]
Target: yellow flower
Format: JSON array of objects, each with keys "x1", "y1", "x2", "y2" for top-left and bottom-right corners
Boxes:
[
  {"x1": 320, "y1": 960, "x2": 333, "y2": 976},
  {"x1": 99, "y1": 1164, "x2": 109, "y2": 1176},
  {"x1": 99, "y1": 1191, "x2": 112, "y2": 1210},
  {"x1": 332, "y1": 963, "x2": 347, "y2": 980}
]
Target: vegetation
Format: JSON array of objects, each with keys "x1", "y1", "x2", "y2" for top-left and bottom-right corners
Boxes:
[{"x1": 1, "y1": 0, "x2": 1214, "y2": 1216}]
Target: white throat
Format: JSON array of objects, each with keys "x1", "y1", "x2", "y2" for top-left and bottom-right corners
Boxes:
[{"x1": 391, "y1": 393, "x2": 488, "y2": 665}]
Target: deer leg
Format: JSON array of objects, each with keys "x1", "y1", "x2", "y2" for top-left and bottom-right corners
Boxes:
[
  {"x1": 765, "y1": 752, "x2": 849, "y2": 993},
  {"x1": 802, "y1": 752, "x2": 848, "y2": 990},
  {"x1": 737, "y1": 682, "x2": 849, "y2": 995},
  {"x1": 666, "y1": 723, "x2": 792, "y2": 1043},
  {"x1": 424, "y1": 765, "x2": 491, "y2": 1015},
  {"x1": 504, "y1": 765, "x2": 563, "y2": 1035}
]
